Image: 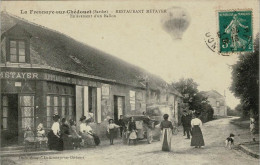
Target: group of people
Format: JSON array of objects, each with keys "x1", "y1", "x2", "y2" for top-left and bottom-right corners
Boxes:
[
  {"x1": 106, "y1": 115, "x2": 139, "y2": 145},
  {"x1": 43, "y1": 114, "x2": 138, "y2": 151},
  {"x1": 47, "y1": 114, "x2": 100, "y2": 151},
  {"x1": 160, "y1": 111, "x2": 205, "y2": 151},
  {"x1": 25, "y1": 109, "x2": 205, "y2": 152}
]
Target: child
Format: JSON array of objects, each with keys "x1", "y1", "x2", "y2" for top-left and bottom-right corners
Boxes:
[
  {"x1": 128, "y1": 117, "x2": 137, "y2": 145},
  {"x1": 36, "y1": 123, "x2": 48, "y2": 146},
  {"x1": 37, "y1": 123, "x2": 46, "y2": 137},
  {"x1": 24, "y1": 126, "x2": 35, "y2": 142},
  {"x1": 24, "y1": 126, "x2": 36, "y2": 151},
  {"x1": 107, "y1": 119, "x2": 120, "y2": 145}
]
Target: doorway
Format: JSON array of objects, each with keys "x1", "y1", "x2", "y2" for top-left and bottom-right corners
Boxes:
[
  {"x1": 1, "y1": 94, "x2": 19, "y2": 146},
  {"x1": 88, "y1": 87, "x2": 97, "y2": 122},
  {"x1": 114, "y1": 96, "x2": 125, "y2": 123}
]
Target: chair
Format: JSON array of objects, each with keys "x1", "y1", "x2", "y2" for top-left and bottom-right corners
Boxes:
[
  {"x1": 24, "y1": 130, "x2": 38, "y2": 152},
  {"x1": 24, "y1": 130, "x2": 48, "y2": 151}
]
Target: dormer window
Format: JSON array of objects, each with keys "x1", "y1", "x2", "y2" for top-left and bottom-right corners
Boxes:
[
  {"x1": 10, "y1": 40, "x2": 26, "y2": 63},
  {"x1": 1, "y1": 24, "x2": 31, "y2": 64}
]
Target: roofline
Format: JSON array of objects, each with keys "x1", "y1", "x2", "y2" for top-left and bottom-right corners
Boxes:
[
  {"x1": 1, "y1": 12, "x2": 175, "y2": 92},
  {"x1": 200, "y1": 90, "x2": 224, "y2": 97},
  {"x1": 0, "y1": 64, "x2": 115, "y2": 82},
  {"x1": 0, "y1": 64, "x2": 147, "y2": 89}
]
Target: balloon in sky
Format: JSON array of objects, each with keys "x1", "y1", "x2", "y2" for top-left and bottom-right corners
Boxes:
[{"x1": 161, "y1": 7, "x2": 191, "y2": 40}]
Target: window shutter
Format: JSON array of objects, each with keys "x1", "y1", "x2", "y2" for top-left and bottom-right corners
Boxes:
[
  {"x1": 97, "y1": 88, "x2": 101, "y2": 123},
  {"x1": 83, "y1": 86, "x2": 89, "y2": 117}
]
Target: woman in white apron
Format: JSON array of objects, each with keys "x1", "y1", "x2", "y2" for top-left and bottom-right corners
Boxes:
[{"x1": 160, "y1": 114, "x2": 173, "y2": 151}]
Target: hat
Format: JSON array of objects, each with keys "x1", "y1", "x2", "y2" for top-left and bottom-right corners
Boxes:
[
  {"x1": 80, "y1": 116, "x2": 86, "y2": 122},
  {"x1": 69, "y1": 119, "x2": 75, "y2": 126},
  {"x1": 53, "y1": 114, "x2": 60, "y2": 122},
  {"x1": 86, "y1": 118, "x2": 92, "y2": 123},
  {"x1": 108, "y1": 119, "x2": 114, "y2": 123}
]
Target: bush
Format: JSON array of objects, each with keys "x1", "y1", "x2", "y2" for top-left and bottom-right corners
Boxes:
[{"x1": 227, "y1": 107, "x2": 241, "y2": 116}]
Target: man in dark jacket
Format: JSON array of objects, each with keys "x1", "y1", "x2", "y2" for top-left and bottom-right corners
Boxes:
[
  {"x1": 118, "y1": 115, "x2": 126, "y2": 137},
  {"x1": 181, "y1": 110, "x2": 192, "y2": 139}
]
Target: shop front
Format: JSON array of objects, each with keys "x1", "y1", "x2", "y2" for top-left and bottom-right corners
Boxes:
[{"x1": 0, "y1": 68, "x2": 78, "y2": 146}]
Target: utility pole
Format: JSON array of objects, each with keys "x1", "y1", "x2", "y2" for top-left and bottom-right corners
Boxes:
[{"x1": 138, "y1": 75, "x2": 149, "y2": 114}]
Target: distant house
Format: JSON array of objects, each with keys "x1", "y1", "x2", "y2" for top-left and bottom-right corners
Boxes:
[
  {"x1": 0, "y1": 12, "x2": 182, "y2": 146},
  {"x1": 200, "y1": 90, "x2": 227, "y2": 117}
]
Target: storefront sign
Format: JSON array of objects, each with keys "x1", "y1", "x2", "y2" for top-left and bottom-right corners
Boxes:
[
  {"x1": 0, "y1": 71, "x2": 39, "y2": 79},
  {"x1": 43, "y1": 73, "x2": 76, "y2": 84},
  {"x1": 1, "y1": 71, "x2": 99, "y2": 86}
]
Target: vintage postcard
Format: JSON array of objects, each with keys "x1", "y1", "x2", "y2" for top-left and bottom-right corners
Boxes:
[{"x1": 0, "y1": 0, "x2": 259, "y2": 165}]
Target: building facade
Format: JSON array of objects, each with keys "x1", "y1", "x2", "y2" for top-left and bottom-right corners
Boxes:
[
  {"x1": 201, "y1": 90, "x2": 227, "y2": 117},
  {"x1": 0, "y1": 12, "x2": 182, "y2": 147}
]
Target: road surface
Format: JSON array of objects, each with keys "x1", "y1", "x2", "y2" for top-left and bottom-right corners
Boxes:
[{"x1": 3, "y1": 117, "x2": 259, "y2": 165}]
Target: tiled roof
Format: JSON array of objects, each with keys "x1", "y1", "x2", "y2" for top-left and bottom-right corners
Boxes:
[
  {"x1": 200, "y1": 90, "x2": 224, "y2": 99},
  {"x1": 1, "y1": 11, "x2": 180, "y2": 95}
]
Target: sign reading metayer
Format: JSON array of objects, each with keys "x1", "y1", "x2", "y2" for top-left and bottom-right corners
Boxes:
[{"x1": 0, "y1": 71, "x2": 39, "y2": 79}]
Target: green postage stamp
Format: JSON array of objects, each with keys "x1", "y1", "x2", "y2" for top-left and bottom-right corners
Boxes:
[{"x1": 218, "y1": 10, "x2": 253, "y2": 53}]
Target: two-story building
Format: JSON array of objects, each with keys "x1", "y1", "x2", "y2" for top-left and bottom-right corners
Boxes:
[
  {"x1": 0, "y1": 12, "x2": 182, "y2": 147},
  {"x1": 200, "y1": 90, "x2": 227, "y2": 117}
]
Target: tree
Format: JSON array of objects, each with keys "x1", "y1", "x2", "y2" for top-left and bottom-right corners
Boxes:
[
  {"x1": 227, "y1": 106, "x2": 241, "y2": 116},
  {"x1": 171, "y1": 78, "x2": 214, "y2": 122},
  {"x1": 230, "y1": 34, "x2": 259, "y2": 118},
  {"x1": 171, "y1": 78, "x2": 198, "y2": 104},
  {"x1": 233, "y1": 104, "x2": 246, "y2": 117}
]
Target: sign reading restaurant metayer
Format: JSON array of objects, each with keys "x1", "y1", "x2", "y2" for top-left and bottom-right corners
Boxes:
[
  {"x1": 0, "y1": 71, "x2": 39, "y2": 79},
  {"x1": 0, "y1": 71, "x2": 100, "y2": 86}
]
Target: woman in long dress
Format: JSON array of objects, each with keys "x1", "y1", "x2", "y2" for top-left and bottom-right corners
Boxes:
[
  {"x1": 60, "y1": 118, "x2": 73, "y2": 150},
  {"x1": 69, "y1": 119, "x2": 82, "y2": 149},
  {"x1": 48, "y1": 114, "x2": 63, "y2": 151},
  {"x1": 79, "y1": 116, "x2": 95, "y2": 147},
  {"x1": 190, "y1": 113, "x2": 205, "y2": 148},
  {"x1": 160, "y1": 114, "x2": 173, "y2": 151}
]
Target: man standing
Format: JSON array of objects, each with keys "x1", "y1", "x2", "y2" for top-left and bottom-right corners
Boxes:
[
  {"x1": 118, "y1": 115, "x2": 125, "y2": 137},
  {"x1": 181, "y1": 110, "x2": 192, "y2": 139}
]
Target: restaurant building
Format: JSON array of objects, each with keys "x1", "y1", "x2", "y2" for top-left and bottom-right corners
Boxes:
[{"x1": 0, "y1": 12, "x2": 182, "y2": 146}]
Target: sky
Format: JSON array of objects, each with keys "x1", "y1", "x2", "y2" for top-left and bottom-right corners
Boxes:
[{"x1": 1, "y1": 0, "x2": 259, "y2": 109}]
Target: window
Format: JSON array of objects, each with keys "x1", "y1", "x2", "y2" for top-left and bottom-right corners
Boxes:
[
  {"x1": 2, "y1": 96, "x2": 9, "y2": 130},
  {"x1": 46, "y1": 95, "x2": 74, "y2": 128},
  {"x1": 61, "y1": 96, "x2": 66, "y2": 118},
  {"x1": 130, "y1": 91, "x2": 136, "y2": 111},
  {"x1": 46, "y1": 95, "x2": 54, "y2": 128},
  {"x1": 68, "y1": 97, "x2": 74, "y2": 119},
  {"x1": 46, "y1": 95, "x2": 59, "y2": 128},
  {"x1": 20, "y1": 96, "x2": 34, "y2": 129},
  {"x1": 9, "y1": 40, "x2": 26, "y2": 63},
  {"x1": 216, "y1": 101, "x2": 220, "y2": 107}
]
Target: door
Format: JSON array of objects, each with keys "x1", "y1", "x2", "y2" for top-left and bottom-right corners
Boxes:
[
  {"x1": 1, "y1": 94, "x2": 19, "y2": 146},
  {"x1": 114, "y1": 96, "x2": 125, "y2": 123}
]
